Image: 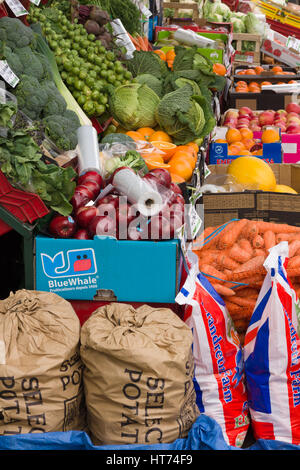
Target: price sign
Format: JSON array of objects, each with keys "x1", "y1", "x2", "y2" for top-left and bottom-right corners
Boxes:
[{"x1": 5, "y1": 0, "x2": 28, "y2": 17}]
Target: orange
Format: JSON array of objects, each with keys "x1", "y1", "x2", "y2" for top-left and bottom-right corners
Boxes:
[
  {"x1": 148, "y1": 130, "x2": 172, "y2": 143},
  {"x1": 126, "y1": 130, "x2": 145, "y2": 141},
  {"x1": 237, "y1": 70, "x2": 246, "y2": 75},
  {"x1": 248, "y1": 83, "x2": 261, "y2": 92},
  {"x1": 236, "y1": 80, "x2": 248, "y2": 87},
  {"x1": 215, "y1": 138, "x2": 227, "y2": 143},
  {"x1": 143, "y1": 154, "x2": 171, "y2": 171},
  {"x1": 168, "y1": 158, "x2": 194, "y2": 181},
  {"x1": 175, "y1": 145, "x2": 198, "y2": 160},
  {"x1": 255, "y1": 66, "x2": 264, "y2": 74},
  {"x1": 226, "y1": 128, "x2": 242, "y2": 144},
  {"x1": 170, "y1": 150, "x2": 196, "y2": 169},
  {"x1": 150, "y1": 141, "x2": 177, "y2": 161},
  {"x1": 272, "y1": 65, "x2": 283, "y2": 73},
  {"x1": 186, "y1": 141, "x2": 199, "y2": 154},
  {"x1": 289, "y1": 80, "x2": 297, "y2": 84},
  {"x1": 228, "y1": 144, "x2": 241, "y2": 155},
  {"x1": 136, "y1": 127, "x2": 155, "y2": 141},
  {"x1": 238, "y1": 149, "x2": 252, "y2": 155},
  {"x1": 166, "y1": 49, "x2": 176, "y2": 61},
  {"x1": 252, "y1": 149, "x2": 263, "y2": 156},
  {"x1": 240, "y1": 128, "x2": 253, "y2": 140},
  {"x1": 231, "y1": 141, "x2": 246, "y2": 151},
  {"x1": 236, "y1": 87, "x2": 248, "y2": 93},
  {"x1": 153, "y1": 50, "x2": 166, "y2": 61},
  {"x1": 245, "y1": 69, "x2": 256, "y2": 75},
  {"x1": 213, "y1": 63, "x2": 226, "y2": 76},
  {"x1": 261, "y1": 81, "x2": 272, "y2": 86},
  {"x1": 243, "y1": 138, "x2": 256, "y2": 150},
  {"x1": 170, "y1": 173, "x2": 185, "y2": 183},
  {"x1": 261, "y1": 128, "x2": 280, "y2": 144}
]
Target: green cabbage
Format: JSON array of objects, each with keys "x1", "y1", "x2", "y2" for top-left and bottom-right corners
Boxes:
[
  {"x1": 244, "y1": 12, "x2": 264, "y2": 34},
  {"x1": 232, "y1": 17, "x2": 246, "y2": 33},
  {"x1": 155, "y1": 84, "x2": 215, "y2": 145},
  {"x1": 203, "y1": 0, "x2": 232, "y2": 22},
  {"x1": 135, "y1": 73, "x2": 163, "y2": 98},
  {"x1": 108, "y1": 83, "x2": 160, "y2": 130}
]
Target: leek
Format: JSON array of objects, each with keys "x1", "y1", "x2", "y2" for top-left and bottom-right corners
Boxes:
[{"x1": 33, "y1": 25, "x2": 92, "y2": 127}]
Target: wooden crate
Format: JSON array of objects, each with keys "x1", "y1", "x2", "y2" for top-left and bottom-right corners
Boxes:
[
  {"x1": 232, "y1": 33, "x2": 261, "y2": 66},
  {"x1": 163, "y1": 1, "x2": 199, "y2": 25}
]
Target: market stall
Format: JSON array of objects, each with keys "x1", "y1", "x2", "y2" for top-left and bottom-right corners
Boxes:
[{"x1": 0, "y1": 0, "x2": 300, "y2": 453}]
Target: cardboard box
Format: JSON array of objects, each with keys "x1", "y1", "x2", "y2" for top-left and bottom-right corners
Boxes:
[
  {"x1": 232, "y1": 33, "x2": 261, "y2": 66},
  {"x1": 261, "y1": 29, "x2": 300, "y2": 67},
  {"x1": 209, "y1": 126, "x2": 282, "y2": 164},
  {"x1": 202, "y1": 163, "x2": 300, "y2": 228},
  {"x1": 228, "y1": 85, "x2": 295, "y2": 110},
  {"x1": 35, "y1": 235, "x2": 183, "y2": 303},
  {"x1": 155, "y1": 27, "x2": 231, "y2": 65}
]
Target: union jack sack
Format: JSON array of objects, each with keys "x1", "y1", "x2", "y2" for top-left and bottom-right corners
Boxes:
[
  {"x1": 176, "y1": 251, "x2": 249, "y2": 447},
  {"x1": 244, "y1": 241, "x2": 300, "y2": 444}
]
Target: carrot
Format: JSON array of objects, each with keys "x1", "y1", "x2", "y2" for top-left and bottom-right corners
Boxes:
[
  {"x1": 238, "y1": 238, "x2": 253, "y2": 255},
  {"x1": 256, "y1": 221, "x2": 300, "y2": 234},
  {"x1": 276, "y1": 233, "x2": 300, "y2": 243},
  {"x1": 211, "y1": 283, "x2": 236, "y2": 297},
  {"x1": 217, "y1": 219, "x2": 248, "y2": 249},
  {"x1": 229, "y1": 243, "x2": 252, "y2": 263},
  {"x1": 234, "y1": 287, "x2": 259, "y2": 298},
  {"x1": 253, "y1": 234, "x2": 264, "y2": 249},
  {"x1": 217, "y1": 253, "x2": 240, "y2": 271},
  {"x1": 242, "y1": 220, "x2": 259, "y2": 240},
  {"x1": 263, "y1": 230, "x2": 276, "y2": 251},
  {"x1": 225, "y1": 301, "x2": 253, "y2": 320},
  {"x1": 234, "y1": 255, "x2": 265, "y2": 273},
  {"x1": 253, "y1": 248, "x2": 266, "y2": 257},
  {"x1": 194, "y1": 226, "x2": 219, "y2": 251},
  {"x1": 229, "y1": 296, "x2": 256, "y2": 308},
  {"x1": 128, "y1": 33, "x2": 141, "y2": 50},
  {"x1": 198, "y1": 250, "x2": 220, "y2": 265},
  {"x1": 136, "y1": 35, "x2": 148, "y2": 51},
  {"x1": 287, "y1": 268, "x2": 300, "y2": 277},
  {"x1": 200, "y1": 264, "x2": 227, "y2": 281},
  {"x1": 289, "y1": 240, "x2": 300, "y2": 258},
  {"x1": 288, "y1": 255, "x2": 300, "y2": 269},
  {"x1": 230, "y1": 266, "x2": 266, "y2": 282}
]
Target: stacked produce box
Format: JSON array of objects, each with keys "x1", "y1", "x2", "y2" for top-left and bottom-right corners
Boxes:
[{"x1": 1, "y1": 0, "x2": 300, "y2": 453}]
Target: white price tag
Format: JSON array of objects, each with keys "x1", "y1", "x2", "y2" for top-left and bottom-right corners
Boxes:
[
  {"x1": 0, "y1": 60, "x2": 19, "y2": 88},
  {"x1": 5, "y1": 0, "x2": 28, "y2": 17},
  {"x1": 189, "y1": 204, "x2": 202, "y2": 239},
  {"x1": 30, "y1": 0, "x2": 41, "y2": 5}
]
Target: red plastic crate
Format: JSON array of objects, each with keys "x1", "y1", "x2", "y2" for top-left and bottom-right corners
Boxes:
[{"x1": 0, "y1": 170, "x2": 49, "y2": 235}]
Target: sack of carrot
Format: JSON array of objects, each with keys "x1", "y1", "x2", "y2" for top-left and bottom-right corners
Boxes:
[{"x1": 192, "y1": 218, "x2": 300, "y2": 344}]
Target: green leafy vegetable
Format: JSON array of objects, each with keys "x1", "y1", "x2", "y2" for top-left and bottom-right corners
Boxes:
[
  {"x1": 0, "y1": 128, "x2": 76, "y2": 215},
  {"x1": 126, "y1": 50, "x2": 168, "y2": 79},
  {"x1": 155, "y1": 84, "x2": 215, "y2": 145},
  {"x1": 0, "y1": 101, "x2": 17, "y2": 129},
  {"x1": 108, "y1": 82, "x2": 160, "y2": 130},
  {"x1": 105, "y1": 149, "x2": 148, "y2": 175},
  {"x1": 135, "y1": 74, "x2": 163, "y2": 98}
]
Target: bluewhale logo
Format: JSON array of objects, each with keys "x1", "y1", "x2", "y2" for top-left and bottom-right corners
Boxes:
[{"x1": 41, "y1": 248, "x2": 97, "y2": 279}]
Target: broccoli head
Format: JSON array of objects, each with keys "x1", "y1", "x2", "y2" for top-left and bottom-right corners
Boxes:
[
  {"x1": 41, "y1": 80, "x2": 67, "y2": 117},
  {"x1": 3, "y1": 47, "x2": 24, "y2": 77},
  {"x1": 42, "y1": 112, "x2": 80, "y2": 151},
  {"x1": 14, "y1": 74, "x2": 49, "y2": 121},
  {"x1": 15, "y1": 47, "x2": 45, "y2": 81},
  {"x1": 0, "y1": 17, "x2": 36, "y2": 50}
]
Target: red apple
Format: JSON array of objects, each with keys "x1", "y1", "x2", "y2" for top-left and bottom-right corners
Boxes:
[
  {"x1": 95, "y1": 193, "x2": 119, "y2": 209},
  {"x1": 73, "y1": 228, "x2": 91, "y2": 240},
  {"x1": 149, "y1": 214, "x2": 173, "y2": 240},
  {"x1": 286, "y1": 124, "x2": 300, "y2": 134},
  {"x1": 259, "y1": 111, "x2": 274, "y2": 126},
  {"x1": 286, "y1": 102, "x2": 300, "y2": 114},
  {"x1": 148, "y1": 168, "x2": 172, "y2": 188},
  {"x1": 71, "y1": 191, "x2": 91, "y2": 212},
  {"x1": 170, "y1": 182, "x2": 183, "y2": 195},
  {"x1": 74, "y1": 184, "x2": 94, "y2": 200},
  {"x1": 75, "y1": 205, "x2": 98, "y2": 228},
  {"x1": 287, "y1": 116, "x2": 300, "y2": 124},
  {"x1": 88, "y1": 215, "x2": 117, "y2": 237},
  {"x1": 48, "y1": 215, "x2": 77, "y2": 238},
  {"x1": 78, "y1": 171, "x2": 103, "y2": 188},
  {"x1": 79, "y1": 179, "x2": 101, "y2": 199},
  {"x1": 239, "y1": 107, "x2": 254, "y2": 118}
]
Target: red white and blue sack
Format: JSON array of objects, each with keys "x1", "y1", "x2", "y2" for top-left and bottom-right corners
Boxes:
[
  {"x1": 176, "y1": 251, "x2": 250, "y2": 447},
  {"x1": 244, "y1": 241, "x2": 300, "y2": 444}
]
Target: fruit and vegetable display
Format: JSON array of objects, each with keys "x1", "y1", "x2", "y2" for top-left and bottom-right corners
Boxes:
[{"x1": 1, "y1": 0, "x2": 300, "y2": 454}]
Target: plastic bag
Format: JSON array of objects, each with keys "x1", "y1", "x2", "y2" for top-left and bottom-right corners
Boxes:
[
  {"x1": 244, "y1": 241, "x2": 300, "y2": 444},
  {"x1": 176, "y1": 251, "x2": 250, "y2": 447}
]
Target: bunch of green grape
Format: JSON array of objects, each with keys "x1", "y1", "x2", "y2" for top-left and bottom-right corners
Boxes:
[{"x1": 28, "y1": 7, "x2": 132, "y2": 118}]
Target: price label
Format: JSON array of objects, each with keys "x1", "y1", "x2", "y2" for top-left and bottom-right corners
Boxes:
[
  {"x1": 0, "y1": 61, "x2": 19, "y2": 88},
  {"x1": 5, "y1": 0, "x2": 28, "y2": 16},
  {"x1": 30, "y1": 0, "x2": 41, "y2": 5}
]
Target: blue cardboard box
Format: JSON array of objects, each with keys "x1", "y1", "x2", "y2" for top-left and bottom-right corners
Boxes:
[
  {"x1": 35, "y1": 235, "x2": 183, "y2": 303},
  {"x1": 209, "y1": 141, "x2": 282, "y2": 165}
]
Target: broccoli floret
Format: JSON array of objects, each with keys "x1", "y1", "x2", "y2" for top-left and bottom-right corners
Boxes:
[
  {"x1": 15, "y1": 47, "x2": 45, "y2": 81},
  {"x1": 4, "y1": 47, "x2": 24, "y2": 77},
  {"x1": 0, "y1": 17, "x2": 36, "y2": 50},
  {"x1": 42, "y1": 114, "x2": 80, "y2": 151},
  {"x1": 41, "y1": 80, "x2": 67, "y2": 117},
  {"x1": 14, "y1": 74, "x2": 49, "y2": 121},
  {"x1": 63, "y1": 109, "x2": 81, "y2": 129}
]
